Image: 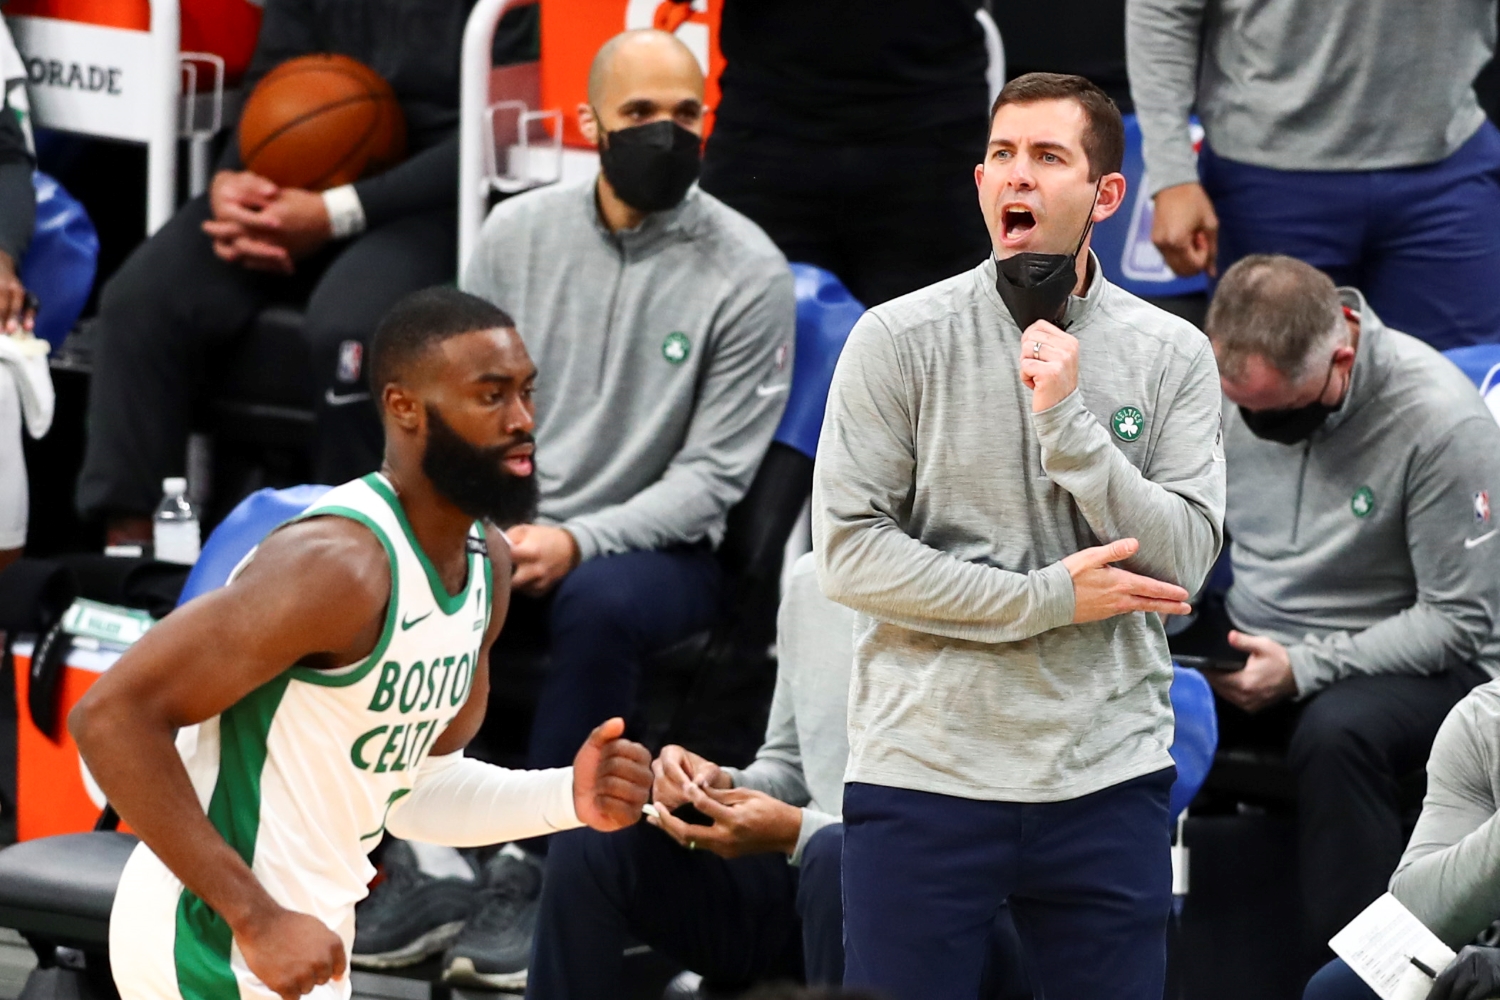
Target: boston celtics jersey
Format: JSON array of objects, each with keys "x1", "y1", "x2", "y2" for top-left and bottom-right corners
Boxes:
[{"x1": 111, "y1": 474, "x2": 492, "y2": 1000}]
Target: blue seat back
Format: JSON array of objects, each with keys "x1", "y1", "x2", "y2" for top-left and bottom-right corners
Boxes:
[
  {"x1": 773, "y1": 264, "x2": 864, "y2": 461},
  {"x1": 1090, "y1": 114, "x2": 1209, "y2": 300},
  {"x1": 1168, "y1": 665, "x2": 1219, "y2": 822},
  {"x1": 177, "y1": 485, "x2": 332, "y2": 606},
  {"x1": 1443, "y1": 344, "x2": 1500, "y2": 392},
  {"x1": 18, "y1": 172, "x2": 99, "y2": 350}
]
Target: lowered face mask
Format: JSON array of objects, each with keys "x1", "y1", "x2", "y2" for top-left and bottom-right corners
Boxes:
[
  {"x1": 597, "y1": 117, "x2": 701, "y2": 213},
  {"x1": 993, "y1": 182, "x2": 1100, "y2": 331}
]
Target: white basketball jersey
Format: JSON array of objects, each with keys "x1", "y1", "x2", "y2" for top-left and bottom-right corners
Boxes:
[{"x1": 111, "y1": 474, "x2": 492, "y2": 1000}]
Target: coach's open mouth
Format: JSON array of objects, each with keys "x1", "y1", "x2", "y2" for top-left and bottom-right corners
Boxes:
[{"x1": 1001, "y1": 204, "x2": 1039, "y2": 246}]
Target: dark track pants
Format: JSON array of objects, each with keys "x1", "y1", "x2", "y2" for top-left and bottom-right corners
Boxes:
[
  {"x1": 700, "y1": 124, "x2": 992, "y2": 308},
  {"x1": 1202, "y1": 120, "x2": 1500, "y2": 351},
  {"x1": 525, "y1": 821, "x2": 841, "y2": 999},
  {"x1": 511, "y1": 546, "x2": 724, "y2": 771},
  {"x1": 1172, "y1": 595, "x2": 1486, "y2": 952},
  {"x1": 841, "y1": 770, "x2": 1175, "y2": 1000},
  {"x1": 1303, "y1": 959, "x2": 1377, "y2": 1000},
  {"x1": 76, "y1": 194, "x2": 455, "y2": 519}
]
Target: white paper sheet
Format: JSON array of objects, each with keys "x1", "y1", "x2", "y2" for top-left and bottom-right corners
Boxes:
[{"x1": 1330, "y1": 893, "x2": 1457, "y2": 1000}]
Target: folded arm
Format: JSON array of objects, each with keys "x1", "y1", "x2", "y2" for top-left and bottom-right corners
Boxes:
[
  {"x1": 1289, "y1": 417, "x2": 1500, "y2": 695},
  {"x1": 813, "y1": 316, "x2": 1076, "y2": 643}
]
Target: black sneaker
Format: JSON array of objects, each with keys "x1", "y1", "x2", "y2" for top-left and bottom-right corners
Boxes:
[
  {"x1": 441, "y1": 844, "x2": 544, "y2": 990},
  {"x1": 352, "y1": 840, "x2": 482, "y2": 969}
]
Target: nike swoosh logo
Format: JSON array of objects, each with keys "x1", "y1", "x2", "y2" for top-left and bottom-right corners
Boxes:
[
  {"x1": 1465, "y1": 530, "x2": 1498, "y2": 550},
  {"x1": 754, "y1": 383, "x2": 789, "y2": 398},
  {"x1": 400, "y1": 610, "x2": 433, "y2": 630},
  {"x1": 325, "y1": 389, "x2": 372, "y2": 407}
]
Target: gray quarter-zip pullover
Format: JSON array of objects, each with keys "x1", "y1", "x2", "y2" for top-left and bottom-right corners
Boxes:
[
  {"x1": 1224, "y1": 290, "x2": 1500, "y2": 697},
  {"x1": 462, "y1": 181, "x2": 795, "y2": 561},
  {"x1": 814, "y1": 255, "x2": 1225, "y2": 803},
  {"x1": 1127, "y1": 0, "x2": 1496, "y2": 194}
]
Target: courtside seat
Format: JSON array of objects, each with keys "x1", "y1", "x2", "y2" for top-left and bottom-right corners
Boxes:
[
  {"x1": 211, "y1": 306, "x2": 319, "y2": 452},
  {"x1": 1168, "y1": 665, "x2": 1218, "y2": 822},
  {"x1": 0, "y1": 833, "x2": 138, "y2": 953}
]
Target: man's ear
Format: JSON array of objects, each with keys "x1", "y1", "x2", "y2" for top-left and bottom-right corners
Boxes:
[
  {"x1": 577, "y1": 103, "x2": 600, "y2": 146},
  {"x1": 1092, "y1": 172, "x2": 1129, "y2": 224},
  {"x1": 383, "y1": 382, "x2": 423, "y2": 433}
]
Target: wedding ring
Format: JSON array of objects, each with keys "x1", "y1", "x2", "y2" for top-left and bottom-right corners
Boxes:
[
  {"x1": 688, "y1": 840, "x2": 698, "y2": 851},
  {"x1": 1032, "y1": 340, "x2": 1043, "y2": 359}
]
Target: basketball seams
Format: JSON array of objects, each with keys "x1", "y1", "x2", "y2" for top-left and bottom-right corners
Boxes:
[{"x1": 242, "y1": 93, "x2": 381, "y2": 168}]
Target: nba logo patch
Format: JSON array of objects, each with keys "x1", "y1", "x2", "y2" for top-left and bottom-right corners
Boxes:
[
  {"x1": 1475, "y1": 491, "x2": 1491, "y2": 524},
  {"x1": 337, "y1": 340, "x2": 363, "y2": 384}
]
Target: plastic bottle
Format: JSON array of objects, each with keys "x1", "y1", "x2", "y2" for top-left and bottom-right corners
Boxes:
[{"x1": 153, "y1": 477, "x2": 200, "y2": 565}]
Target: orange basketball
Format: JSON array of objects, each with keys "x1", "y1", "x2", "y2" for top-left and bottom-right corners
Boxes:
[{"x1": 238, "y1": 54, "x2": 407, "y2": 191}]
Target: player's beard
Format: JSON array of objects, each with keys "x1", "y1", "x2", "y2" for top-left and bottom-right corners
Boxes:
[{"x1": 422, "y1": 405, "x2": 539, "y2": 528}]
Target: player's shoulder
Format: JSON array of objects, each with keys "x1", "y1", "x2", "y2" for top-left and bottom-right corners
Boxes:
[
  {"x1": 245, "y1": 515, "x2": 392, "y2": 613},
  {"x1": 679, "y1": 189, "x2": 791, "y2": 294}
]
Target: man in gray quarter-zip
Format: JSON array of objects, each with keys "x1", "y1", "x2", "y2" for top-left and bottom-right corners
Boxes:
[
  {"x1": 438, "y1": 30, "x2": 791, "y2": 982},
  {"x1": 1127, "y1": 0, "x2": 1500, "y2": 351},
  {"x1": 814, "y1": 73, "x2": 1224, "y2": 1000},
  {"x1": 1184, "y1": 254, "x2": 1500, "y2": 957}
]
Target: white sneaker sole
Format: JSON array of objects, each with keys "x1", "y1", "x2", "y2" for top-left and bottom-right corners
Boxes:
[
  {"x1": 442, "y1": 956, "x2": 528, "y2": 990},
  {"x1": 351, "y1": 921, "x2": 468, "y2": 969}
]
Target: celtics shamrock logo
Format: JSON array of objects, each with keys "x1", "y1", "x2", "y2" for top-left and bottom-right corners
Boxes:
[
  {"x1": 662, "y1": 332, "x2": 691, "y2": 365},
  {"x1": 1351, "y1": 486, "x2": 1375, "y2": 518},
  {"x1": 1111, "y1": 406, "x2": 1145, "y2": 442}
]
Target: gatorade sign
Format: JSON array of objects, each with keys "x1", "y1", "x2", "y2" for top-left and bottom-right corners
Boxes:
[{"x1": 8, "y1": 16, "x2": 157, "y2": 142}]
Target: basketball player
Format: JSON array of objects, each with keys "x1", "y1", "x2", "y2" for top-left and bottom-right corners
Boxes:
[{"x1": 69, "y1": 288, "x2": 654, "y2": 1000}]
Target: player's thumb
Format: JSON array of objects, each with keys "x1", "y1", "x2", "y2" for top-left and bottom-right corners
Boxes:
[{"x1": 588, "y1": 717, "x2": 627, "y2": 747}]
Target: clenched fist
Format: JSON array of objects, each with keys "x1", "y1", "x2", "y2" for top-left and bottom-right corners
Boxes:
[{"x1": 1018, "y1": 320, "x2": 1080, "y2": 413}]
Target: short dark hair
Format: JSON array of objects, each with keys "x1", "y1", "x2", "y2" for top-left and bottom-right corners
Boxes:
[
  {"x1": 1205, "y1": 254, "x2": 1345, "y2": 381},
  {"x1": 988, "y1": 72, "x2": 1125, "y2": 180},
  {"x1": 368, "y1": 287, "x2": 515, "y2": 393}
]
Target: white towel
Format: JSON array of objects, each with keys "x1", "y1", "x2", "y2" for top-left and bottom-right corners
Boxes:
[{"x1": 0, "y1": 333, "x2": 54, "y2": 440}]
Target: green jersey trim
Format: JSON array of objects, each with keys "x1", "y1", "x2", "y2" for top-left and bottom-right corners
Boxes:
[
  {"x1": 284, "y1": 506, "x2": 401, "y2": 689},
  {"x1": 361, "y1": 474, "x2": 478, "y2": 616},
  {"x1": 173, "y1": 675, "x2": 292, "y2": 1000}
]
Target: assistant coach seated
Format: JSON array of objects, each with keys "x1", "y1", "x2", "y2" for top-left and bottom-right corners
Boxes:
[
  {"x1": 461, "y1": 31, "x2": 793, "y2": 793},
  {"x1": 1178, "y1": 254, "x2": 1500, "y2": 956},
  {"x1": 76, "y1": 0, "x2": 467, "y2": 543}
]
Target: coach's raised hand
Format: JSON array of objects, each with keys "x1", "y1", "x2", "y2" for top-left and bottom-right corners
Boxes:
[
  {"x1": 1062, "y1": 538, "x2": 1192, "y2": 623},
  {"x1": 572, "y1": 717, "x2": 653, "y2": 830},
  {"x1": 1018, "y1": 320, "x2": 1081, "y2": 412}
]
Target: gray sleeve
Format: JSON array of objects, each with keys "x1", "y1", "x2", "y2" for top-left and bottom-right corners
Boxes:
[
  {"x1": 1031, "y1": 337, "x2": 1226, "y2": 595},
  {"x1": 813, "y1": 314, "x2": 1077, "y2": 643},
  {"x1": 1126, "y1": 0, "x2": 1208, "y2": 195},
  {"x1": 1288, "y1": 417, "x2": 1500, "y2": 696},
  {"x1": 562, "y1": 265, "x2": 796, "y2": 560},
  {"x1": 723, "y1": 652, "x2": 810, "y2": 807},
  {"x1": 1390, "y1": 696, "x2": 1500, "y2": 948}
]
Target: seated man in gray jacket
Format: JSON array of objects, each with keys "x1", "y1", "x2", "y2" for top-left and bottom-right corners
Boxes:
[
  {"x1": 437, "y1": 26, "x2": 793, "y2": 985},
  {"x1": 1304, "y1": 679, "x2": 1500, "y2": 1000},
  {"x1": 1179, "y1": 253, "x2": 1500, "y2": 956}
]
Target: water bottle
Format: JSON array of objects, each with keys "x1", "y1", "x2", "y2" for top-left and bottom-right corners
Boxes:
[{"x1": 153, "y1": 477, "x2": 200, "y2": 565}]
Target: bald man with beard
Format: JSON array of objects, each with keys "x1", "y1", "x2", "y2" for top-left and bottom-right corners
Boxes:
[{"x1": 346, "y1": 31, "x2": 795, "y2": 989}]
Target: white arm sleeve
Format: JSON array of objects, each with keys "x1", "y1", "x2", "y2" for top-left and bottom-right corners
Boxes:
[{"x1": 383, "y1": 752, "x2": 582, "y2": 847}]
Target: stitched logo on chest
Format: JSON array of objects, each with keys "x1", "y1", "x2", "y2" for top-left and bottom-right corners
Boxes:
[
  {"x1": 1111, "y1": 406, "x2": 1145, "y2": 442},
  {"x1": 1351, "y1": 486, "x2": 1376, "y2": 519},
  {"x1": 662, "y1": 332, "x2": 691, "y2": 365}
]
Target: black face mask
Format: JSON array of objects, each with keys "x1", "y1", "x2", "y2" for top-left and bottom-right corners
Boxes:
[
  {"x1": 422, "y1": 405, "x2": 539, "y2": 528},
  {"x1": 1238, "y1": 366, "x2": 1338, "y2": 445},
  {"x1": 993, "y1": 182, "x2": 1100, "y2": 331},
  {"x1": 597, "y1": 117, "x2": 701, "y2": 213}
]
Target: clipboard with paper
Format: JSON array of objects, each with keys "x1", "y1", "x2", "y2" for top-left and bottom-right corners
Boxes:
[{"x1": 1330, "y1": 893, "x2": 1457, "y2": 1000}]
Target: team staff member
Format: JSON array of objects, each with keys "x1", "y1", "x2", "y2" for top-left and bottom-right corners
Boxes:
[
  {"x1": 78, "y1": 0, "x2": 472, "y2": 543},
  {"x1": 1182, "y1": 255, "x2": 1500, "y2": 955},
  {"x1": 1127, "y1": 0, "x2": 1500, "y2": 350},
  {"x1": 814, "y1": 73, "x2": 1225, "y2": 1000},
  {"x1": 71, "y1": 289, "x2": 653, "y2": 1000}
]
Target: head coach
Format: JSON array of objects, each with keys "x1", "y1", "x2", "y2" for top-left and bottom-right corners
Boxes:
[{"x1": 812, "y1": 73, "x2": 1225, "y2": 1000}]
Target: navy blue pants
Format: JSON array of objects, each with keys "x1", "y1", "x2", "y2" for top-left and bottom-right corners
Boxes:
[
  {"x1": 1303, "y1": 959, "x2": 1377, "y2": 1000},
  {"x1": 525, "y1": 821, "x2": 843, "y2": 998},
  {"x1": 842, "y1": 769, "x2": 1175, "y2": 1000},
  {"x1": 516, "y1": 547, "x2": 723, "y2": 770},
  {"x1": 1202, "y1": 120, "x2": 1500, "y2": 351}
]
